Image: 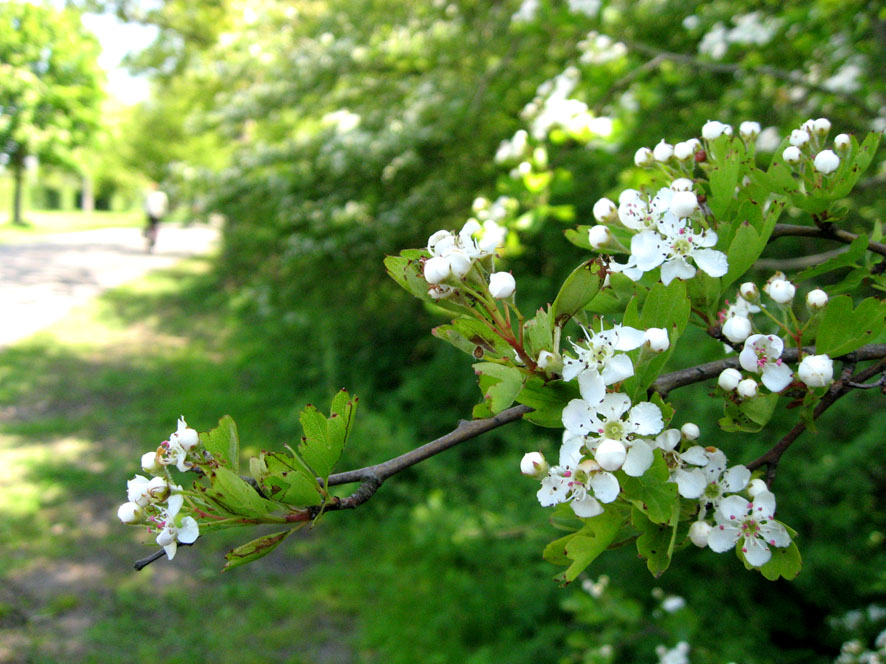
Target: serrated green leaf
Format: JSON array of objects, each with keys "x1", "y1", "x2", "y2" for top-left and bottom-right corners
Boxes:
[
  {"x1": 223, "y1": 530, "x2": 294, "y2": 572},
  {"x1": 516, "y1": 375, "x2": 578, "y2": 428},
  {"x1": 719, "y1": 393, "x2": 780, "y2": 433},
  {"x1": 260, "y1": 453, "x2": 323, "y2": 506},
  {"x1": 552, "y1": 259, "x2": 605, "y2": 327},
  {"x1": 205, "y1": 466, "x2": 277, "y2": 517},
  {"x1": 523, "y1": 307, "x2": 555, "y2": 358},
  {"x1": 200, "y1": 415, "x2": 240, "y2": 473},
  {"x1": 474, "y1": 362, "x2": 525, "y2": 414},
  {"x1": 632, "y1": 506, "x2": 677, "y2": 577},
  {"x1": 708, "y1": 137, "x2": 743, "y2": 218},
  {"x1": 722, "y1": 223, "x2": 764, "y2": 289},
  {"x1": 815, "y1": 295, "x2": 886, "y2": 357},
  {"x1": 618, "y1": 452, "x2": 678, "y2": 524},
  {"x1": 755, "y1": 539, "x2": 802, "y2": 581},
  {"x1": 433, "y1": 318, "x2": 512, "y2": 358},
  {"x1": 554, "y1": 507, "x2": 626, "y2": 584}
]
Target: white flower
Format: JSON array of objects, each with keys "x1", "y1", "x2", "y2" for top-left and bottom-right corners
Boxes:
[
  {"x1": 670, "y1": 178, "x2": 694, "y2": 192},
  {"x1": 782, "y1": 146, "x2": 802, "y2": 163},
  {"x1": 811, "y1": 117, "x2": 831, "y2": 135},
  {"x1": 634, "y1": 147, "x2": 654, "y2": 167},
  {"x1": 536, "y1": 437, "x2": 619, "y2": 517},
  {"x1": 644, "y1": 327, "x2": 670, "y2": 353},
  {"x1": 489, "y1": 272, "x2": 516, "y2": 299},
  {"x1": 127, "y1": 475, "x2": 170, "y2": 507},
  {"x1": 617, "y1": 187, "x2": 672, "y2": 232},
  {"x1": 763, "y1": 273, "x2": 796, "y2": 304},
  {"x1": 718, "y1": 368, "x2": 742, "y2": 391},
  {"x1": 653, "y1": 140, "x2": 674, "y2": 162},
  {"x1": 702, "y1": 120, "x2": 732, "y2": 140},
  {"x1": 739, "y1": 334, "x2": 793, "y2": 391},
  {"x1": 170, "y1": 417, "x2": 200, "y2": 452},
  {"x1": 141, "y1": 450, "x2": 162, "y2": 474},
  {"x1": 689, "y1": 520, "x2": 712, "y2": 547},
  {"x1": 652, "y1": 430, "x2": 709, "y2": 498},
  {"x1": 561, "y1": 323, "x2": 646, "y2": 402},
  {"x1": 117, "y1": 501, "x2": 144, "y2": 524},
  {"x1": 697, "y1": 449, "x2": 751, "y2": 509},
  {"x1": 588, "y1": 224, "x2": 613, "y2": 249},
  {"x1": 736, "y1": 378, "x2": 758, "y2": 398},
  {"x1": 673, "y1": 141, "x2": 695, "y2": 161},
  {"x1": 739, "y1": 121, "x2": 761, "y2": 140},
  {"x1": 789, "y1": 129, "x2": 810, "y2": 147},
  {"x1": 806, "y1": 288, "x2": 828, "y2": 310},
  {"x1": 798, "y1": 354, "x2": 834, "y2": 387},
  {"x1": 156, "y1": 515, "x2": 200, "y2": 560},
  {"x1": 681, "y1": 422, "x2": 700, "y2": 441},
  {"x1": 424, "y1": 256, "x2": 451, "y2": 284},
  {"x1": 739, "y1": 282, "x2": 759, "y2": 301},
  {"x1": 722, "y1": 315, "x2": 752, "y2": 343},
  {"x1": 708, "y1": 490, "x2": 791, "y2": 566},
  {"x1": 834, "y1": 133, "x2": 851, "y2": 152},
  {"x1": 813, "y1": 149, "x2": 840, "y2": 174},
  {"x1": 592, "y1": 197, "x2": 618, "y2": 223},
  {"x1": 669, "y1": 191, "x2": 698, "y2": 219},
  {"x1": 521, "y1": 451, "x2": 549, "y2": 478}
]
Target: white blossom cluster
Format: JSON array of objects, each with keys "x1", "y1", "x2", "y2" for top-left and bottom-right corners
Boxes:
[
  {"x1": 422, "y1": 217, "x2": 512, "y2": 300},
  {"x1": 781, "y1": 117, "x2": 846, "y2": 175},
  {"x1": 519, "y1": 67, "x2": 614, "y2": 141},
  {"x1": 697, "y1": 11, "x2": 783, "y2": 60},
  {"x1": 116, "y1": 417, "x2": 201, "y2": 560}
]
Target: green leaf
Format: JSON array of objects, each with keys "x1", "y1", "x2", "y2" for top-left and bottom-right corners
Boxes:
[
  {"x1": 433, "y1": 318, "x2": 512, "y2": 358},
  {"x1": 297, "y1": 393, "x2": 357, "y2": 480},
  {"x1": 794, "y1": 235, "x2": 868, "y2": 283},
  {"x1": 830, "y1": 131, "x2": 882, "y2": 198},
  {"x1": 200, "y1": 415, "x2": 241, "y2": 473},
  {"x1": 719, "y1": 393, "x2": 780, "y2": 433},
  {"x1": 552, "y1": 259, "x2": 605, "y2": 327},
  {"x1": 553, "y1": 507, "x2": 627, "y2": 584},
  {"x1": 618, "y1": 452, "x2": 678, "y2": 524},
  {"x1": 223, "y1": 530, "x2": 294, "y2": 571},
  {"x1": 474, "y1": 362, "x2": 525, "y2": 414},
  {"x1": 260, "y1": 453, "x2": 323, "y2": 506},
  {"x1": 754, "y1": 538, "x2": 802, "y2": 581},
  {"x1": 815, "y1": 295, "x2": 886, "y2": 357},
  {"x1": 632, "y1": 506, "x2": 677, "y2": 577},
  {"x1": 523, "y1": 306, "x2": 554, "y2": 358},
  {"x1": 205, "y1": 466, "x2": 277, "y2": 517},
  {"x1": 722, "y1": 223, "x2": 764, "y2": 289},
  {"x1": 516, "y1": 375, "x2": 578, "y2": 428},
  {"x1": 707, "y1": 136, "x2": 743, "y2": 218}
]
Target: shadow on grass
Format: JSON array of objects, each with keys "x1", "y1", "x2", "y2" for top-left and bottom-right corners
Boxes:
[{"x1": 0, "y1": 258, "x2": 354, "y2": 664}]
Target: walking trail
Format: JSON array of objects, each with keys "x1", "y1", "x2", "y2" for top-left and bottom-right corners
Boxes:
[{"x1": 0, "y1": 224, "x2": 218, "y2": 347}]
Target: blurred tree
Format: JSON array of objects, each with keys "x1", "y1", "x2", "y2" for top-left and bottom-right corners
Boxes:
[{"x1": 0, "y1": 2, "x2": 104, "y2": 225}]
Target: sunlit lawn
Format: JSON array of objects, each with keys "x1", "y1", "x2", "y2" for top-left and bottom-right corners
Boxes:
[
  {"x1": 0, "y1": 209, "x2": 144, "y2": 243},
  {"x1": 0, "y1": 259, "x2": 356, "y2": 664}
]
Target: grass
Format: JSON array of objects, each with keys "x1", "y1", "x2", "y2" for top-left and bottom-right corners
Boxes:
[
  {"x1": 0, "y1": 209, "x2": 144, "y2": 243},
  {"x1": 0, "y1": 258, "x2": 357, "y2": 663}
]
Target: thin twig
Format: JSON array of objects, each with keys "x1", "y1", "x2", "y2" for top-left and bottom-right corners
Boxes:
[
  {"x1": 754, "y1": 246, "x2": 849, "y2": 271},
  {"x1": 770, "y1": 224, "x2": 886, "y2": 257}
]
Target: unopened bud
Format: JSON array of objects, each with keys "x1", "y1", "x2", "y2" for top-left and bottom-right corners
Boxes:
[
  {"x1": 718, "y1": 368, "x2": 742, "y2": 391},
  {"x1": 520, "y1": 452, "x2": 549, "y2": 478},
  {"x1": 681, "y1": 422, "x2": 700, "y2": 441},
  {"x1": 644, "y1": 327, "x2": 670, "y2": 353},
  {"x1": 537, "y1": 350, "x2": 562, "y2": 374},
  {"x1": 798, "y1": 354, "x2": 834, "y2": 387},
  {"x1": 789, "y1": 129, "x2": 810, "y2": 147},
  {"x1": 834, "y1": 133, "x2": 851, "y2": 153},
  {"x1": 592, "y1": 197, "x2": 618, "y2": 224},
  {"x1": 739, "y1": 282, "x2": 759, "y2": 301},
  {"x1": 766, "y1": 279, "x2": 796, "y2": 304},
  {"x1": 588, "y1": 224, "x2": 613, "y2": 249},
  {"x1": 747, "y1": 478, "x2": 768, "y2": 498},
  {"x1": 782, "y1": 146, "x2": 802, "y2": 164},
  {"x1": 739, "y1": 121, "x2": 761, "y2": 140},
  {"x1": 722, "y1": 316, "x2": 752, "y2": 343},
  {"x1": 689, "y1": 520, "x2": 712, "y2": 547},
  {"x1": 813, "y1": 149, "x2": 840, "y2": 175},
  {"x1": 673, "y1": 141, "x2": 694, "y2": 161},
  {"x1": 670, "y1": 178, "x2": 694, "y2": 192},
  {"x1": 811, "y1": 117, "x2": 831, "y2": 135},
  {"x1": 141, "y1": 450, "x2": 162, "y2": 474},
  {"x1": 806, "y1": 288, "x2": 828, "y2": 310},
  {"x1": 653, "y1": 140, "x2": 674, "y2": 162},
  {"x1": 669, "y1": 191, "x2": 698, "y2": 219},
  {"x1": 424, "y1": 256, "x2": 451, "y2": 284},
  {"x1": 702, "y1": 120, "x2": 732, "y2": 140},
  {"x1": 489, "y1": 272, "x2": 516, "y2": 299},
  {"x1": 736, "y1": 378, "x2": 758, "y2": 399},
  {"x1": 117, "y1": 502, "x2": 144, "y2": 524},
  {"x1": 634, "y1": 147, "x2": 654, "y2": 167}
]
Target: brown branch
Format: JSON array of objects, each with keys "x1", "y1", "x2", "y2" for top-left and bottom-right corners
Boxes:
[
  {"x1": 770, "y1": 224, "x2": 886, "y2": 257},
  {"x1": 746, "y1": 358, "x2": 886, "y2": 484}
]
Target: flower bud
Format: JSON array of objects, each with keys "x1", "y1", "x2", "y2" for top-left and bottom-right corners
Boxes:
[
  {"x1": 669, "y1": 191, "x2": 698, "y2": 219},
  {"x1": 592, "y1": 197, "x2": 618, "y2": 224},
  {"x1": 736, "y1": 378, "x2": 758, "y2": 399},
  {"x1": 739, "y1": 282, "x2": 759, "y2": 301},
  {"x1": 618, "y1": 188, "x2": 641, "y2": 205},
  {"x1": 812, "y1": 117, "x2": 831, "y2": 135},
  {"x1": 806, "y1": 288, "x2": 828, "y2": 310},
  {"x1": 520, "y1": 451, "x2": 549, "y2": 478},
  {"x1": 681, "y1": 422, "x2": 700, "y2": 441},
  {"x1": 594, "y1": 439, "x2": 627, "y2": 471},
  {"x1": 634, "y1": 147, "x2": 654, "y2": 167},
  {"x1": 747, "y1": 478, "x2": 768, "y2": 498},
  {"x1": 789, "y1": 129, "x2": 810, "y2": 147},
  {"x1": 670, "y1": 178, "x2": 694, "y2": 192},
  {"x1": 739, "y1": 121, "x2": 761, "y2": 140},
  {"x1": 588, "y1": 224, "x2": 613, "y2": 249},
  {"x1": 813, "y1": 149, "x2": 840, "y2": 175},
  {"x1": 146, "y1": 476, "x2": 171, "y2": 502},
  {"x1": 834, "y1": 133, "x2": 851, "y2": 153},
  {"x1": 424, "y1": 256, "x2": 451, "y2": 284},
  {"x1": 447, "y1": 251, "x2": 473, "y2": 279},
  {"x1": 673, "y1": 141, "x2": 695, "y2": 161},
  {"x1": 766, "y1": 279, "x2": 796, "y2": 304},
  {"x1": 489, "y1": 272, "x2": 516, "y2": 299},
  {"x1": 718, "y1": 368, "x2": 742, "y2": 391},
  {"x1": 653, "y1": 140, "x2": 674, "y2": 162},
  {"x1": 141, "y1": 450, "x2": 162, "y2": 474},
  {"x1": 173, "y1": 426, "x2": 199, "y2": 452},
  {"x1": 537, "y1": 350, "x2": 562, "y2": 374},
  {"x1": 702, "y1": 120, "x2": 731, "y2": 140},
  {"x1": 689, "y1": 520, "x2": 712, "y2": 547},
  {"x1": 644, "y1": 327, "x2": 670, "y2": 353},
  {"x1": 117, "y1": 502, "x2": 144, "y2": 524},
  {"x1": 798, "y1": 354, "x2": 834, "y2": 387},
  {"x1": 782, "y1": 146, "x2": 802, "y2": 163},
  {"x1": 722, "y1": 316, "x2": 752, "y2": 343}
]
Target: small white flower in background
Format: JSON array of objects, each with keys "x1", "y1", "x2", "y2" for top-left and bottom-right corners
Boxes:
[
  {"x1": 811, "y1": 117, "x2": 832, "y2": 135},
  {"x1": 644, "y1": 327, "x2": 670, "y2": 352},
  {"x1": 798, "y1": 354, "x2": 834, "y2": 387},
  {"x1": 806, "y1": 288, "x2": 828, "y2": 310},
  {"x1": 763, "y1": 273, "x2": 796, "y2": 304},
  {"x1": 588, "y1": 224, "x2": 613, "y2": 249},
  {"x1": 653, "y1": 140, "x2": 674, "y2": 162},
  {"x1": 697, "y1": 449, "x2": 751, "y2": 509},
  {"x1": 718, "y1": 368, "x2": 742, "y2": 391},
  {"x1": 117, "y1": 501, "x2": 144, "y2": 524},
  {"x1": 670, "y1": 178, "x2": 694, "y2": 192},
  {"x1": 520, "y1": 451, "x2": 549, "y2": 478},
  {"x1": 782, "y1": 146, "x2": 802, "y2": 163},
  {"x1": 656, "y1": 641, "x2": 690, "y2": 664},
  {"x1": 739, "y1": 282, "x2": 759, "y2": 301},
  {"x1": 681, "y1": 422, "x2": 700, "y2": 441},
  {"x1": 702, "y1": 120, "x2": 732, "y2": 140},
  {"x1": 834, "y1": 133, "x2": 851, "y2": 152},
  {"x1": 634, "y1": 147, "x2": 654, "y2": 167},
  {"x1": 739, "y1": 121, "x2": 761, "y2": 140},
  {"x1": 673, "y1": 140, "x2": 695, "y2": 160},
  {"x1": 736, "y1": 377, "x2": 758, "y2": 398},
  {"x1": 489, "y1": 272, "x2": 516, "y2": 299},
  {"x1": 689, "y1": 520, "x2": 712, "y2": 547},
  {"x1": 669, "y1": 190, "x2": 698, "y2": 219},
  {"x1": 708, "y1": 490, "x2": 791, "y2": 566},
  {"x1": 813, "y1": 149, "x2": 840, "y2": 174},
  {"x1": 661, "y1": 595, "x2": 686, "y2": 613},
  {"x1": 739, "y1": 334, "x2": 793, "y2": 392},
  {"x1": 592, "y1": 197, "x2": 618, "y2": 223},
  {"x1": 722, "y1": 315, "x2": 752, "y2": 343},
  {"x1": 789, "y1": 129, "x2": 810, "y2": 147}
]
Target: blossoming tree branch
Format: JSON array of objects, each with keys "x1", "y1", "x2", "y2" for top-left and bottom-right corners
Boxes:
[{"x1": 119, "y1": 115, "x2": 885, "y2": 583}]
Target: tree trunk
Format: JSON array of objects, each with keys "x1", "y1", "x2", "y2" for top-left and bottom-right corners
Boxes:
[
  {"x1": 81, "y1": 173, "x2": 94, "y2": 214},
  {"x1": 12, "y1": 164, "x2": 25, "y2": 226}
]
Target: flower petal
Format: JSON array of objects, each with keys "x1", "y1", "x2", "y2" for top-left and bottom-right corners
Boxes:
[
  {"x1": 716, "y1": 495, "x2": 751, "y2": 523},
  {"x1": 660, "y1": 257, "x2": 696, "y2": 286},
  {"x1": 758, "y1": 520, "x2": 791, "y2": 548},
  {"x1": 562, "y1": 399, "x2": 596, "y2": 436},
  {"x1": 611, "y1": 325, "x2": 646, "y2": 351},
  {"x1": 761, "y1": 362, "x2": 793, "y2": 392},
  {"x1": 628, "y1": 402, "x2": 664, "y2": 436},
  {"x1": 722, "y1": 465, "x2": 751, "y2": 492},
  {"x1": 622, "y1": 439, "x2": 654, "y2": 477},
  {"x1": 571, "y1": 494, "x2": 604, "y2": 518},
  {"x1": 631, "y1": 231, "x2": 667, "y2": 271},
  {"x1": 707, "y1": 523, "x2": 740, "y2": 553},
  {"x1": 741, "y1": 536, "x2": 772, "y2": 566},
  {"x1": 693, "y1": 248, "x2": 729, "y2": 278},
  {"x1": 577, "y1": 370, "x2": 606, "y2": 404},
  {"x1": 177, "y1": 516, "x2": 200, "y2": 544},
  {"x1": 590, "y1": 472, "x2": 620, "y2": 503},
  {"x1": 600, "y1": 354, "x2": 634, "y2": 385},
  {"x1": 674, "y1": 468, "x2": 706, "y2": 499}
]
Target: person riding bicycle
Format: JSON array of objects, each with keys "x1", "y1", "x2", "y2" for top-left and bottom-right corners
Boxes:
[{"x1": 143, "y1": 184, "x2": 169, "y2": 252}]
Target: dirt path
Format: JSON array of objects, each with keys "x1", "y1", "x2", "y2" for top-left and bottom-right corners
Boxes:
[{"x1": 0, "y1": 224, "x2": 218, "y2": 347}]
